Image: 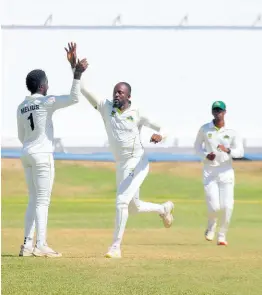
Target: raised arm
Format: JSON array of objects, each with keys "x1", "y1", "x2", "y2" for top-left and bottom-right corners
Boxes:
[
  {"x1": 51, "y1": 58, "x2": 88, "y2": 111},
  {"x1": 65, "y1": 42, "x2": 103, "y2": 111},
  {"x1": 80, "y1": 82, "x2": 101, "y2": 110}
]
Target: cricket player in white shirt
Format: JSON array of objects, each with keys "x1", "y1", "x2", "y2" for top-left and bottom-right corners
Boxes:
[
  {"x1": 17, "y1": 43, "x2": 87, "y2": 257},
  {"x1": 194, "y1": 101, "x2": 244, "y2": 246},
  {"x1": 67, "y1": 56, "x2": 174, "y2": 258}
]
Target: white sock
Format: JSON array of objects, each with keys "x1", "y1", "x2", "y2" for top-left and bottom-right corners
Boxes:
[
  {"x1": 112, "y1": 205, "x2": 129, "y2": 249},
  {"x1": 36, "y1": 205, "x2": 49, "y2": 247},
  {"x1": 24, "y1": 203, "x2": 36, "y2": 246},
  {"x1": 23, "y1": 237, "x2": 34, "y2": 248},
  {"x1": 24, "y1": 223, "x2": 35, "y2": 248},
  {"x1": 138, "y1": 201, "x2": 164, "y2": 214}
]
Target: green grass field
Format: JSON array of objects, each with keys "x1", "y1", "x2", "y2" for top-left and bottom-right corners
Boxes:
[{"x1": 2, "y1": 159, "x2": 262, "y2": 295}]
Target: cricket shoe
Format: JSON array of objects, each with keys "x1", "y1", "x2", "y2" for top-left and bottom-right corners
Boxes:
[
  {"x1": 160, "y1": 201, "x2": 174, "y2": 228},
  {"x1": 205, "y1": 230, "x2": 215, "y2": 242},
  {"x1": 19, "y1": 245, "x2": 34, "y2": 257},
  {"x1": 217, "y1": 234, "x2": 228, "y2": 246},
  {"x1": 105, "y1": 246, "x2": 121, "y2": 259},
  {"x1": 33, "y1": 245, "x2": 62, "y2": 257}
]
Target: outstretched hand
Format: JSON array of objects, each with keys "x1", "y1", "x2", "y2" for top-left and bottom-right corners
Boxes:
[{"x1": 73, "y1": 59, "x2": 88, "y2": 79}]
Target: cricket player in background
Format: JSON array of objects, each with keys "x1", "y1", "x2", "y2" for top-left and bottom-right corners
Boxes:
[
  {"x1": 194, "y1": 101, "x2": 244, "y2": 245},
  {"x1": 67, "y1": 54, "x2": 174, "y2": 258},
  {"x1": 17, "y1": 43, "x2": 87, "y2": 257}
]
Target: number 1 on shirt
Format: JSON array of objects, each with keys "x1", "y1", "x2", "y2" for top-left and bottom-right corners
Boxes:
[{"x1": 27, "y1": 113, "x2": 35, "y2": 131}]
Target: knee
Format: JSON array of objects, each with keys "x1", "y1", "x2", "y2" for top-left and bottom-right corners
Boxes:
[
  {"x1": 36, "y1": 188, "x2": 51, "y2": 205},
  {"x1": 116, "y1": 200, "x2": 129, "y2": 211},
  {"x1": 116, "y1": 191, "x2": 131, "y2": 207},
  {"x1": 221, "y1": 201, "x2": 234, "y2": 211},
  {"x1": 36, "y1": 201, "x2": 50, "y2": 208},
  {"x1": 36, "y1": 195, "x2": 51, "y2": 207}
]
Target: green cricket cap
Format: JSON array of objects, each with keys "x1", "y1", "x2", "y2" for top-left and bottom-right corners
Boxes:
[{"x1": 212, "y1": 101, "x2": 226, "y2": 110}]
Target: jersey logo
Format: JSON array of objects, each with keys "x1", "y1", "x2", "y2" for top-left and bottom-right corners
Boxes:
[
  {"x1": 45, "y1": 96, "x2": 56, "y2": 105},
  {"x1": 207, "y1": 133, "x2": 212, "y2": 138},
  {"x1": 126, "y1": 116, "x2": 134, "y2": 122},
  {"x1": 110, "y1": 110, "x2": 116, "y2": 117},
  {"x1": 224, "y1": 135, "x2": 230, "y2": 139},
  {"x1": 48, "y1": 97, "x2": 55, "y2": 103}
]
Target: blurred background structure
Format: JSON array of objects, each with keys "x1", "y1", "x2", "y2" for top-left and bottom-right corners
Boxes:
[
  {"x1": 1, "y1": 0, "x2": 262, "y2": 160},
  {"x1": 2, "y1": 0, "x2": 262, "y2": 27}
]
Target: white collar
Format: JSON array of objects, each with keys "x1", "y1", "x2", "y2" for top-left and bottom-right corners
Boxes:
[
  {"x1": 112, "y1": 100, "x2": 137, "y2": 113},
  {"x1": 25, "y1": 93, "x2": 44, "y2": 100},
  {"x1": 209, "y1": 120, "x2": 226, "y2": 131}
]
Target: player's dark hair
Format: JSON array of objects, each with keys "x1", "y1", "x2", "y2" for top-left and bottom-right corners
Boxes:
[
  {"x1": 26, "y1": 69, "x2": 47, "y2": 94},
  {"x1": 120, "y1": 82, "x2": 132, "y2": 95}
]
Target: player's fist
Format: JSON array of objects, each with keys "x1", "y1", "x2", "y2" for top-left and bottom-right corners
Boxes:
[
  {"x1": 75, "y1": 58, "x2": 88, "y2": 73},
  {"x1": 65, "y1": 42, "x2": 77, "y2": 68},
  {"x1": 206, "y1": 152, "x2": 216, "y2": 161},
  {"x1": 150, "y1": 134, "x2": 162, "y2": 144}
]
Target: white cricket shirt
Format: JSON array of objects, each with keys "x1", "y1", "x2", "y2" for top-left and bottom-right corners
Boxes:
[
  {"x1": 194, "y1": 121, "x2": 244, "y2": 167},
  {"x1": 17, "y1": 79, "x2": 80, "y2": 155},
  {"x1": 81, "y1": 83, "x2": 166, "y2": 161},
  {"x1": 97, "y1": 99, "x2": 166, "y2": 161}
]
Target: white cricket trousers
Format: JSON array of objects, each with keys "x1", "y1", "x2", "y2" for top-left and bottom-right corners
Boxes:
[
  {"x1": 111, "y1": 154, "x2": 164, "y2": 248},
  {"x1": 203, "y1": 165, "x2": 234, "y2": 237},
  {"x1": 21, "y1": 153, "x2": 54, "y2": 247}
]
